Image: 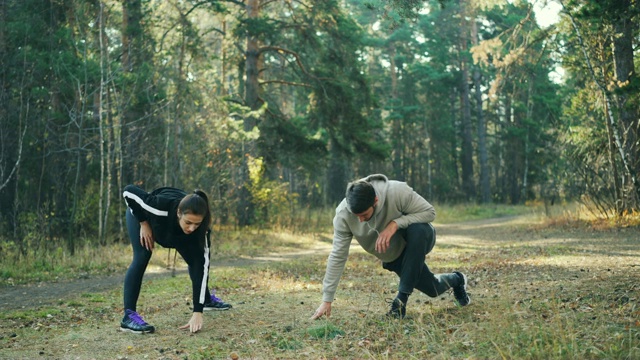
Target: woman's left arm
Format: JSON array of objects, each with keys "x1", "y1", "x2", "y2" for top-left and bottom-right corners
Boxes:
[
  {"x1": 186, "y1": 230, "x2": 211, "y2": 315},
  {"x1": 180, "y1": 231, "x2": 210, "y2": 332},
  {"x1": 179, "y1": 312, "x2": 203, "y2": 333}
]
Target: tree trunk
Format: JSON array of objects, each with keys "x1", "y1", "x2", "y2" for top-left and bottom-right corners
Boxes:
[
  {"x1": 471, "y1": 19, "x2": 490, "y2": 203},
  {"x1": 326, "y1": 137, "x2": 347, "y2": 206},
  {"x1": 502, "y1": 95, "x2": 513, "y2": 203},
  {"x1": 603, "y1": 93, "x2": 622, "y2": 213},
  {"x1": 458, "y1": 0, "x2": 475, "y2": 201},
  {"x1": 522, "y1": 80, "x2": 534, "y2": 202},
  {"x1": 121, "y1": 0, "x2": 152, "y2": 185},
  {"x1": 509, "y1": 86, "x2": 523, "y2": 205},
  {"x1": 98, "y1": 1, "x2": 106, "y2": 244},
  {"x1": 0, "y1": 0, "x2": 5, "y2": 161},
  {"x1": 389, "y1": 44, "x2": 403, "y2": 180},
  {"x1": 449, "y1": 88, "x2": 460, "y2": 193},
  {"x1": 70, "y1": 72, "x2": 87, "y2": 244},
  {"x1": 170, "y1": 24, "x2": 187, "y2": 187},
  {"x1": 221, "y1": 20, "x2": 227, "y2": 96},
  {"x1": 425, "y1": 121, "x2": 433, "y2": 200},
  {"x1": 238, "y1": 0, "x2": 261, "y2": 226}
]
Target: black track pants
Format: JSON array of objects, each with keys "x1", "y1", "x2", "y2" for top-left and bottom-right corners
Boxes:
[{"x1": 382, "y1": 223, "x2": 462, "y2": 297}]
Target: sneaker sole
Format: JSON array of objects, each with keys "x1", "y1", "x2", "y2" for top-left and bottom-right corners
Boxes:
[
  {"x1": 454, "y1": 271, "x2": 471, "y2": 306},
  {"x1": 203, "y1": 307, "x2": 232, "y2": 311},
  {"x1": 120, "y1": 326, "x2": 154, "y2": 334},
  {"x1": 457, "y1": 296, "x2": 471, "y2": 306}
]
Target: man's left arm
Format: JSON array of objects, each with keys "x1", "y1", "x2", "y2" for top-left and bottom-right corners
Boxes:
[
  {"x1": 376, "y1": 183, "x2": 434, "y2": 253},
  {"x1": 391, "y1": 183, "x2": 435, "y2": 228}
]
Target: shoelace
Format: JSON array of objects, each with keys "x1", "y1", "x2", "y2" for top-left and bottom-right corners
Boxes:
[
  {"x1": 210, "y1": 290, "x2": 222, "y2": 303},
  {"x1": 385, "y1": 298, "x2": 405, "y2": 309},
  {"x1": 385, "y1": 298, "x2": 406, "y2": 318},
  {"x1": 127, "y1": 310, "x2": 148, "y2": 326},
  {"x1": 453, "y1": 283, "x2": 469, "y2": 305},
  {"x1": 453, "y1": 286, "x2": 467, "y2": 298},
  {"x1": 453, "y1": 273, "x2": 468, "y2": 298}
]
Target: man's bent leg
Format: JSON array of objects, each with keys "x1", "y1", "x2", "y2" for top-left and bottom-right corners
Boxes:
[
  {"x1": 413, "y1": 263, "x2": 462, "y2": 297},
  {"x1": 384, "y1": 223, "x2": 464, "y2": 298},
  {"x1": 397, "y1": 223, "x2": 435, "y2": 294}
]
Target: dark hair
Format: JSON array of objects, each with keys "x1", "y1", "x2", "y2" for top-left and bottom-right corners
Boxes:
[
  {"x1": 345, "y1": 180, "x2": 376, "y2": 214},
  {"x1": 178, "y1": 189, "x2": 212, "y2": 241}
]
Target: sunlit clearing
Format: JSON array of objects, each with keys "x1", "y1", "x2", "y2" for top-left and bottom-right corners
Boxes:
[{"x1": 518, "y1": 252, "x2": 639, "y2": 267}]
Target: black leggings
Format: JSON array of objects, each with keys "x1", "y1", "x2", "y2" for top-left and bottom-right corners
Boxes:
[
  {"x1": 382, "y1": 223, "x2": 462, "y2": 297},
  {"x1": 124, "y1": 209, "x2": 152, "y2": 311}
]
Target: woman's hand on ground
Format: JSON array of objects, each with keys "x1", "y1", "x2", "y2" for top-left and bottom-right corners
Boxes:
[{"x1": 179, "y1": 312, "x2": 203, "y2": 333}]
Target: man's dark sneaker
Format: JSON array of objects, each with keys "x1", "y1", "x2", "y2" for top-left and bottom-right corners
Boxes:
[
  {"x1": 203, "y1": 291, "x2": 232, "y2": 311},
  {"x1": 452, "y1": 271, "x2": 471, "y2": 306},
  {"x1": 120, "y1": 309, "x2": 155, "y2": 334},
  {"x1": 386, "y1": 298, "x2": 406, "y2": 319}
]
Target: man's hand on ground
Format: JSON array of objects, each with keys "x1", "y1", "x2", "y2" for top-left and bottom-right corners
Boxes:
[{"x1": 311, "y1": 301, "x2": 332, "y2": 320}]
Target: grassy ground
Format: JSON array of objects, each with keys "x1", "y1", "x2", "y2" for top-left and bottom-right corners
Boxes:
[{"x1": 1, "y1": 205, "x2": 639, "y2": 359}]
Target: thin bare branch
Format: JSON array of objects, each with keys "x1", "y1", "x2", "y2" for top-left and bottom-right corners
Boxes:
[
  {"x1": 0, "y1": 106, "x2": 27, "y2": 192},
  {"x1": 259, "y1": 79, "x2": 313, "y2": 88}
]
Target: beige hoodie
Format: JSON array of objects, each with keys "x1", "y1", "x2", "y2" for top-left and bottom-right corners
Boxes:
[{"x1": 322, "y1": 174, "x2": 435, "y2": 303}]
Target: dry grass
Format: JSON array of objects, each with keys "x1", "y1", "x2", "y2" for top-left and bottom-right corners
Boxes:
[{"x1": 1, "y1": 210, "x2": 639, "y2": 359}]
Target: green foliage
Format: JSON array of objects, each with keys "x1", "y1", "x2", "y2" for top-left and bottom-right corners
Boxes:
[
  {"x1": 72, "y1": 181, "x2": 101, "y2": 237},
  {"x1": 306, "y1": 322, "x2": 346, "y2": 339},
  {"x1": 358, "y1": 0, "x2": 425, "y2": 26},
  {"x1": 265, "y1": 331, "x2": 305, "y2": 350},
  {"x1": 246, "y1": 156, "x2": 298, "y2": 226},
  {"x1": 0, "y1": 240, "x2": 130, "y2": 286},
  {"x1": 556, "y1": 0, "x2": 639, "y2": 216},
  {"x1": 234, "y1": 16, "x2": 279, "y2": 40},
  {"x1": 301, "y1": 2, "x2": 384, "y2": 156}
]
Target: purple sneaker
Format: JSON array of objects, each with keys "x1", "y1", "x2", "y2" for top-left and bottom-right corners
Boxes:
[
  {"x1": 120, "y1": 309, "x2": 155, "y2": 334},
  {"x1": 203, "y1": 290, "x2": 232, "y2": 311}
]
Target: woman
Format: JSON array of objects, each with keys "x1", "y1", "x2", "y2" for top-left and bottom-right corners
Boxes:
[{"x1": 121, "y1": 184, "x2": 232, "y2": 334}]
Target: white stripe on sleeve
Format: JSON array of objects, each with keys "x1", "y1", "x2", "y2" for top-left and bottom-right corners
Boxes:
[{"x1": 123, "y1": 191, "x2": 169, "y2": 217}]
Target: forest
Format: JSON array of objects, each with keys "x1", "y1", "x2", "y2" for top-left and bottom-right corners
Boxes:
[{"x1": 0, "y1": 0, "x2": 638, "y2": 255}]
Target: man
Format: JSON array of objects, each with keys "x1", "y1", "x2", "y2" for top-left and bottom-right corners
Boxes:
[{"x1": 311, "y1": 174, "x2": 470, "y2": 319}]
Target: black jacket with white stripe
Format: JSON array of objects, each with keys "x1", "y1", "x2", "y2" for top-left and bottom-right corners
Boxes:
[{"x1": 122, "y1": 184, "x2": 211, "y2": 312}]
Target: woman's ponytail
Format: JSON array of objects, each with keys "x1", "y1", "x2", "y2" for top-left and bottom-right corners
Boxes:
[{"x1": 192, "y1": 189, "x2": 211, "y2": 229}]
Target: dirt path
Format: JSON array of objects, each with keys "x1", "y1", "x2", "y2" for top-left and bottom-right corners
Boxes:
[{"x1": 0, "y1": 242, "x2": 334, "y2": 311}]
